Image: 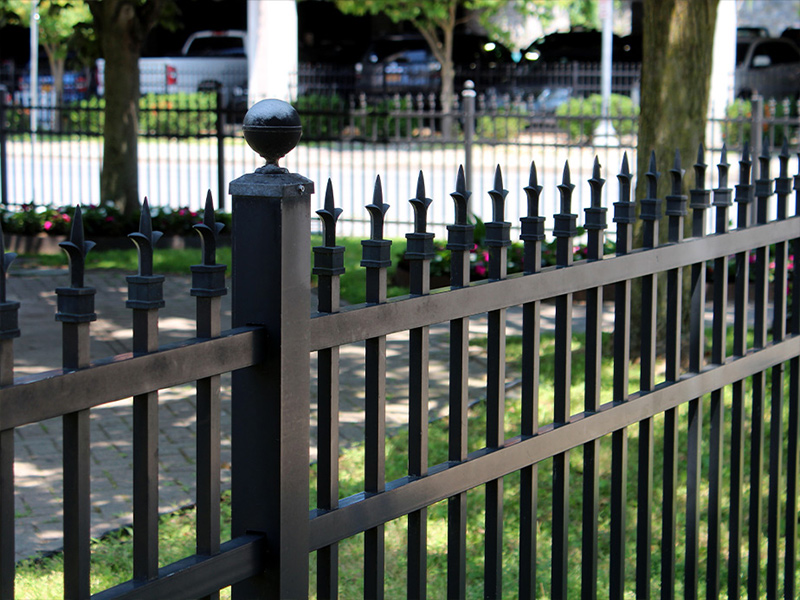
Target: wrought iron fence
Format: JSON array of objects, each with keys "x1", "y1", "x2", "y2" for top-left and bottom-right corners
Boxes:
[
  {"x1": 0, "y1": 82, "x2": 799, "y2": 237},
  {"x1": 0, "y1": 97, "x2": 798, "y2": 598}
]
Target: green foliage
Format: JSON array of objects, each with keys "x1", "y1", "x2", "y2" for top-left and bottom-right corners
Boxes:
[
  {"x1": 294, "y1": 93, "x2": 348, "y2": 140},
  {"x1": 59, "y1": 92, "x2": 218, "y2": 136},
  {"x1": 556, "y1": 93, "x2": 639, "y2": 141},
  {"x1": 476, "y1": 109, "x2": 528, "y2": 141},
  {"x1": 723, "y1": 98, "x2": 798, "y2": 146}
]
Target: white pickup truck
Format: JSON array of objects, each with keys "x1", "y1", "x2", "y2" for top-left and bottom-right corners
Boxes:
[{"x1": 97, "y1": 30, "x2": 248, "y2": 106}]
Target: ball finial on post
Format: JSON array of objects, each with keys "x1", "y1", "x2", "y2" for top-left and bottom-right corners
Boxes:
[{"x1": 242, "y1": 99, "x2": 303, "y2": 174}]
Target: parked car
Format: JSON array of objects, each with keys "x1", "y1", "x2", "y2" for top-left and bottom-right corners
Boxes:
[
  {"x1": 735, "y1": 37, "x2": 800, "y2": 99},
  {"x1": 522, "y1": 29, "x2": 642, "y2": 64},
  {"x1": 354, "y1": 33, "x2": 515, "y2": 96},
  {"x1": 97, "y1": 30, "x2": 248, "y2": 107},
  {"x1": 16, "y1": 70, "x2": 91, "y2": 104}
]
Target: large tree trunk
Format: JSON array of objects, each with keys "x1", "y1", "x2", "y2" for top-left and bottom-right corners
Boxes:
[
  {"x1": 632, "y1": 0, "x2": 719, "y2": 356},
  {"x1": 89, "y1": 1, "x2": 163, "y2": 216},
  {"x1": 636, "y1": 0, "x2": 718, "y2": 207}
]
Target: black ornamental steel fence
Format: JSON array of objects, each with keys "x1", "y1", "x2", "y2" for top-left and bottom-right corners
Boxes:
[{"x1": 0, "y1": 98, "x2": 798, "y2": 599}]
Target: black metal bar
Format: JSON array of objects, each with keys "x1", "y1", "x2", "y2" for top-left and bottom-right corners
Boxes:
[
  {"x1": 362, "y1": 177, "x2": 391, "y2": 600},
  {"x1": 708, "y1": 147, "x2": 732, "y2": 600},
  {"x1": 191, "y1": 194, "x2": 227, "y2": 600},
  {"x1": 128, "y1": 202, "x2": 165, "y2": 583},
  {"x1": 519, "y1": 162, "x2": 544, "y2": 600},
  {"x1": 216, "y1": 89, "x2": 226, "y2": 211},
  {"x1": 308, "y1": 218, "x2": 799, "y2": 352},
  {"x1": 0, "y1": 328, "x2": 262, "y2": 432},
  {"x1": 661, "y1": 148, "x2": 687, "y2": 600},
  {"x1": 581, "y1": 158, "x2": 606, "y2": 600},
  {"x1": 446, "y1": 166, "x2": 473, "y2": 600},
  {"x1": 485, "y1": 166, "x2": 510, "y2": 600},
  {"x1": 308, "y1": 336, "x2": 800, "y2": 552},
  {"x1": 729, "y1": 145, "x2": 753, "y2": 600},
  {"x1": 229, "y1": 155, "x2": 313, "y2": 598},
  {"x1": 313, "y1": 180, "x2": 345, "y2": 600},
  {"x1": 786, "y1": 153, "x2": 800, "y2": 600},
  {"x1": 92, "y1": 534, "x2": 266, "y2": 600},
  {"x1": 638, "y1": 150, "x2": 662, "y2": 600},
  {"x1": 610, "y1": 153, "x2": 633, "y2": 600},
  {"x1": 748, "y1": 139, "x2": 773, "y2": 600},
  {"x1": 686, "y1": 146, "x2": 710, "y2": 600},
  {"x1": 406, "y1": 173, "x2": 435, "y2": 599},
  {"x1": 766, "y1": 142, "x2": 790, "y2": 600},
  {"x1": 0, "y1": 227, "x2": 18, "y2": 600},
  {"x1": 58, "y1": 208, "x2": 95, "y2": 600},
  {"x1": 0, "y1": 91, "x2": 7, "y2": 207},
  {"x1": 551, "y1": 162, "x2": 576, "y2": 600}
]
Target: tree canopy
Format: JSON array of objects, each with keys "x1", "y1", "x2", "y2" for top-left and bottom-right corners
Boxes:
[{"x1": 1, "y1": 1, "x2": 92, "y2": 105}]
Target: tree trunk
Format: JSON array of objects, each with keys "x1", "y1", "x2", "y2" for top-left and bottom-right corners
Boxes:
[
  {"x1": 636, "y1": 0, "x2": 718, "y2": 208},
  {"x1": 89, "y1": 0, "x2": 164, "y2": 217},
  {"x1": 632, "y1": 0, "x2": 719, "y2": 356}
]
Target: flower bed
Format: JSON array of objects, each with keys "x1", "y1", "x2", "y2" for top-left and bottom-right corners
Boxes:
[{"x1": 0, "y1": 204, "x2": 231, "y2": 254}]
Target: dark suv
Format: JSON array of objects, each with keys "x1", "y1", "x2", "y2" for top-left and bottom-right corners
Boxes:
[
  {"x1": 735, "y1": 37, "x2": 800, "y2": 99},
  {"x1": 354, "y1": 34, "x2": 514, "y2": 96}
]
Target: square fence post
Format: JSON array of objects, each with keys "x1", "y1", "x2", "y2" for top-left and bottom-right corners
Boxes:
[{"x1": 228, "y1": 100, "x2": 313, "y2": 599}]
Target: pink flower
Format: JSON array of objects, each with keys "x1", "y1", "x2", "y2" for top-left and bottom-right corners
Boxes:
[
  {"x1": 43, "y1": 221, "x2": 52, "y2": 231},
  {"x1": 63, "y1": 215, "x2": 71, "y2": 223},
  {"x1": 475, "y1": 265, "x2": 486, "y2": 276}
]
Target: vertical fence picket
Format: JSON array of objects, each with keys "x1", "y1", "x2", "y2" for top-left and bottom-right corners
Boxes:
[
  {"x1": 728, "y1": 144, "x2": 754, "y2": 600},
  {"x1": 686, "y1": 146, "x2": 710, "y2": 599},
  {"x1": 519, "y1": 162, "x2": 544, "y2": 600},
  {"x1": 786, "y1": 151, "x2": 800, "y2": 600},
  {"x1": 638, "y1": 150, "x2": 663, "y2": 600},
  {"x1": 581, "y1": 157, "x2": 606, "y2": 600},
  {"x1": 708, "y1": 147, "x2": 732, "y2": 600},
  {"x1": 0, "y1": 225, "x2": 18, "y2": 600},
  {"x1": 748, "y1": 139, "x2": 773, "y2": 600},
  {"x1": 406, "y1": 173, "x2": 435, "y2": 599},
  {"x1": 662, "y1": 147, "x2": 687, "y2": 598},
  {"x1": 57, "y1": 207, "x2": 96, "y2": 599},
  {"x1": 767, "y1": 141, "x2": 791, "y2": 599},
  {"x1": 446, "y1": 167, "x2": 473, "y2": 599},
  {"x1": 127, "y1": 199, "x2": 164, "y2": 581},
  {"x1": 610, "y1": 153, "x2": 634, "y2": 600},
  {"x1": 362, "y1": 178, "x2": 391, "y2": 600},
  {"x1": 484, "y1": 166, "x2": 511, "y2": 600},
  {"x1": 313, "y1": 180, "x2": 345, "y2": 600},
  {"x1": 551, "y1": 162, "x2": 576, "y2": 599},
  {"x1": 191, "y1": 193, "x2": 227, "y2": 600}
]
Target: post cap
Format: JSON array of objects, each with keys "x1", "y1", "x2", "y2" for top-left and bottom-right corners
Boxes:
[{"x1": 242, "y1": 99, "x2": 303, "y2": 173}]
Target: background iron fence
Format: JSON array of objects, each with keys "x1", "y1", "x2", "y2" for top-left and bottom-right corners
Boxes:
[{"x1": 0, "y1": 81, "x2": 797, "y2": 238}]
